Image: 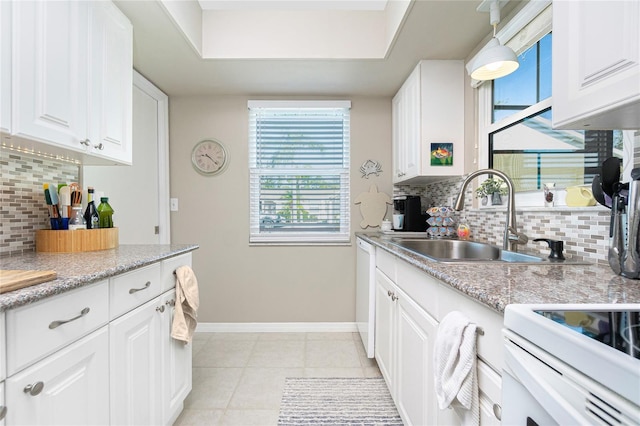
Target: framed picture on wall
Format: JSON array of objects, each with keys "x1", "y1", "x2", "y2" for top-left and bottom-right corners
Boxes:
[{"x1": 430, "y1": 143, "x2": 453, "y2": 166}]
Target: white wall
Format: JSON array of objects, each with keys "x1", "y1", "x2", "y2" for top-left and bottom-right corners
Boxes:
[{"x1": 169, "y1": 95, "x2": 392, "y2": 323}]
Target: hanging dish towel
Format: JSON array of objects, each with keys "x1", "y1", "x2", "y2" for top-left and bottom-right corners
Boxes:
[
  {"x1": 434, "y1": 310, "x2": 479, "y2": 426},
  {"x1": 171, "y1": 265, "x2": 200, "y2": 344}
]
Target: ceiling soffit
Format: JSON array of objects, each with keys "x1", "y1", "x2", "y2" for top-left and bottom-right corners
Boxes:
[{"x1": 159, "y1": 0, "x2": 412, "y2": 59}]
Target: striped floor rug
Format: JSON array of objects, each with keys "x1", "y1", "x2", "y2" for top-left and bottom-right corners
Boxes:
[{"x1": 278, "y1": 377, "x2": 403, "y2": 425}]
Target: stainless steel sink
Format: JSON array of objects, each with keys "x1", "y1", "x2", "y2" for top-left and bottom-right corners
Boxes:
[{"x1": 387, "y1": 238, "x2": 546, "y2": 263}]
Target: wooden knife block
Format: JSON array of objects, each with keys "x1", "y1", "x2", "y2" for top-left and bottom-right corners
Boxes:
[{"x1": 36, "y1": 228, "x2": 119, "y2": 253}]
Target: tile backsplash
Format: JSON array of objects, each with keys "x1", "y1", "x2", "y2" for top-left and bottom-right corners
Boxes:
[
  {"x1": 395, "y1": 178, "x2": 611, "y2": 265},
  {"x1": 0, "y1": 150, "x2": 79, "y2": 256}
]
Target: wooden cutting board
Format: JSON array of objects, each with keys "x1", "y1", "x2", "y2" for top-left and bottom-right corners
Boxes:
[{"x1": 0, "y1": 270, "x2": 57, "y2": 293}]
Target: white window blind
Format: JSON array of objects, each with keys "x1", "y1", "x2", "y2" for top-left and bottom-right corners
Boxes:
[{"x1": 249, "y1": 100, "x2": 351, "y2": 244}]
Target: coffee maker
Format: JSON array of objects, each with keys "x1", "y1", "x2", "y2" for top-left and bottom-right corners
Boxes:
[{"x1": 393, "y1": 196, "x2": 428, "y2": 232}]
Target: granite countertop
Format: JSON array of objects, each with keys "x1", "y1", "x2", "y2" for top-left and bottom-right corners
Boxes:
[
  {"x1": 357, "y1": 232, "x2": 640, "y2": 314},
  {"x1": 0, "y1": 244, "x2": 199, "y2": 312}
]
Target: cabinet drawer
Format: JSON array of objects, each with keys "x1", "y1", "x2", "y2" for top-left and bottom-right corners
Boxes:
[
  {"x1": 109, "y1": 263, "x2": 162, "y2": 320},
  {"x1": 161, "y1": 253, "x2": 192, "y2": 293},
  {"x1": 6, "y1": 281, "x2": 109, "y2": 376},
  {"x1": 396, "y1": 260, "x2": 439, "y2": 318},
  {"x1": 376, "y1": 248, "x2": 397, "y2": 282},
  {"x1": 437, "y1": 284, "x2": 504, "y2": 373}
]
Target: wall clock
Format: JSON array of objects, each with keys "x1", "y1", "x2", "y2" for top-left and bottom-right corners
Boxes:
[{"x1": 191, "y1": 139, "x2": 228, "y2": 176}]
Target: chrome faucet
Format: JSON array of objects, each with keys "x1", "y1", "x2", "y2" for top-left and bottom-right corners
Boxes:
[{"x1": 453, "y1": 169, "x2": 528, "y2": 251}]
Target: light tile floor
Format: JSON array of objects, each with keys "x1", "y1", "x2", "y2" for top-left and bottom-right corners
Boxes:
[{"x1": 174, "y1": 332, "x2": 381, "y2": 426}]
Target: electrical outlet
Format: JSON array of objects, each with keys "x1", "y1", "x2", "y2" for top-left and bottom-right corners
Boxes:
[{"x1": 170, "y1": 198, "x2": 179, "y2": 211}]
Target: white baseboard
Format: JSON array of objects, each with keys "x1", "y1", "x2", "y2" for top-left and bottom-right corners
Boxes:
[{"x1": 196, "y1": 322, "x2": 358, "y2": 333}]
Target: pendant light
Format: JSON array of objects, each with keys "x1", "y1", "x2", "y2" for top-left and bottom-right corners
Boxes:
[{"x1": 469, "y1": 0, "x2": 519, "y2": 81}]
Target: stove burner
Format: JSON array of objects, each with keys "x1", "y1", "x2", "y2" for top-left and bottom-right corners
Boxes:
[{"x1": 535, "y1": 310, "x2": 640, "y2": 360}]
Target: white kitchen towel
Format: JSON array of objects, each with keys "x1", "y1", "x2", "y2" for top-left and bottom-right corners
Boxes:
[
  {"x1": 434, "y1": 310, "x2": 479, "y2": 426},
  {"x1": 171, "y1": 265, "x2": 200, "y2": 344}
]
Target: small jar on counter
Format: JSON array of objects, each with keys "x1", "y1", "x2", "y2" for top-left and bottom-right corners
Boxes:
[{"x1": 68, "y1": 206, "x2": 87, "y2": 230}]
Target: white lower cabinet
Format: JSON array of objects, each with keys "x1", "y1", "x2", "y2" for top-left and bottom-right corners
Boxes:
[
  {"x1": 374, "y1": 253, "x2": 503, "y2": 426},
  {"x1": 110, "y1": 295, "x2": 164, "y2": 426},
  {"x1": 5, "y1": 327, "x2": 110, "y2": 425},
  {"x1": 2, "y1": 252, "x2": 194, "y2": 425},
  {"x1": 162, "y1": 290, "x2": 192, "y2": 425},
  {"x1": 374, "y1": 270, "x2": 395, "y2": 389},
  {"x1": 110, "y1": 286, "x2": 192, "y2": 426},
  {"x1": 0, "y1": 381, "x2": 5, "y2": 426},
  {"x1": 374, "y1": 269, "x2": 439, "y2": 426},
  {"x1": 395, "y1": 285, "x2": 438, "y2": 426}
]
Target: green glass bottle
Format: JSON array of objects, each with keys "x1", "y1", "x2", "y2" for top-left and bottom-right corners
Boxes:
[{"x1": 97, "y1": 197, "x2": 114, "y2": 228}]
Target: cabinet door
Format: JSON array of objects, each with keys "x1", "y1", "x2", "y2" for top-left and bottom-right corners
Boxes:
[
  {"x1": 12, "y1": 0, "x2": 89, "y2": 149},
  {"x1": 395, "y1": 287, "x2": 438, "y2": 426},
  {"x1": 478, "y1": 360, "x2": 502, "y2": 426},
  {"x1": 402, "y1": 67, "x2": 421, "y2": 180},
  {"x1": 87, "y1": 1, "x2": 133, "y2": 164},
  {"x1": 110, "y1": 296, "x2": 164, "y2": 426},
  {"x1": 392, "y1": 66, "x2": 420, "y2": 183},
  {"x1": 1, "y1": 1, "x2": 11, "y2": 135},
  {"x1": 553, "y1": 0, "x2": 640, "y2": 129},
  {"x1": 374, "y1": 269, "x2": 396, "y2": 393},
  {"x1": 0, "y1": 381, "x2": 5, "y2": 426},
  {"x1": 5, "y1": 327, "x2": 109, "y2": 426},
  {"x1": 161, "y1": 290, "x2": 192, "y2": 426}
]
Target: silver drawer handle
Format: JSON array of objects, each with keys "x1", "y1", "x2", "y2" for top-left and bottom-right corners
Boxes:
[
  {"x1": 24, "y1": 381, "x2": 45, "y2": 396},
  {"x1": 49, "y1": 307, "x2": 90, "y2": 329},
  {"x1": 391, "y1": 294, "x2": 398, "y2": 302},
  {"x1": 93, "y1": 142, "x2": 104, "y2": 150},
  {"x1": 0, "y1": 405, "x2": 6, "y2": 420},
  {"x1": 156, "y1": 305, "x2": 165, "y2": 313},
  {"x1": 165, "y1": 299, "x2": 176, "y2": 307},
  {"x1": 79, "y1": 139, "x2": 90, "y2": 146},
  {"x1": 129, "y1": 281, "x2": 151, "y2": 294}
]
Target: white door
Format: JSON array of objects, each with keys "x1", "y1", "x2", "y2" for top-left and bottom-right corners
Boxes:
[
  {"x1": 83, "y1": 71, "x2": 170, "y2": 243},
  {"x1": 109, "y1": 297, "x2": 163, "y2": 426},
  {"x1": 5, "y1": 327, "x2": 109, "y2": 426}
]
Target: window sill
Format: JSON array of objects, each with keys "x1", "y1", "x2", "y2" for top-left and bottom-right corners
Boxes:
[{"x1": 471, "y1": 205, "x2": 609, "y2": 213}]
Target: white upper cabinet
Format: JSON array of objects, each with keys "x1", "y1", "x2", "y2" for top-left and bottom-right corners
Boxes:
[
  {"x1": 1, "y1": 1, "x2": 12, "y2": 135},
  {"x1": 552, "y1": 0, "x2": 640, "y2": 129},
  {"x1": 392, "y1": 60, "x2": 465, "y2": 184},
  {"x1": 11, "y1": 0, "x2": 89, "y2": 148},
  {"x1": 88, "y1": 1, "x2": 133, "y2": 164},
  {"x1": 7, "y1": 0, "x2": 132, "y2": 165}
]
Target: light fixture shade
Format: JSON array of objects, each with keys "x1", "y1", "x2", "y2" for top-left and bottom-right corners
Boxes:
[{"x1": 470, "y1": 37, "x2": 519, "y2": 81}]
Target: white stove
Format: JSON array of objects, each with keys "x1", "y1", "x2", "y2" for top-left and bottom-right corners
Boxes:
[{"x1": 502, "y1": 304, "x2": 640, "y2": 425}]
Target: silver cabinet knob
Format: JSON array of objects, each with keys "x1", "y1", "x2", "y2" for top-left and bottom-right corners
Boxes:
[
  {"x1": 156, "y1": 305, "x2": 165, "y2": 313},
  {"x1": 493, "y1": 403, "x2": 502, "y2": 420},
  {"x1": 79, "y1": 139, "x2": 90, "y2": 146},
  {"x1": 165, "y1": 299, "x2": 176, "y2": 307},
  {"x1": 387, "y1": 290, "x2": 392, "y2": 297},
  {"x1": 24, "y1": 381, "x2": 44, "y2": 396},
  {"x1": 0, "y1": 405, "x2": 7, "y2": 420},
  {"x1": 391, "y1": 294, "x2": 398, "y2": 302},
  {"x1": 93, "y1": 142, "x2": 104, "y2": 150}
]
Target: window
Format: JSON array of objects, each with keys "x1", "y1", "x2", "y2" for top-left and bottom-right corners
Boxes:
[
  {"x1": 248, "y1": 100, "x2": 351, "y2": 244},
  {"x1": 479, "y1": 15, "x2": 626, "y2": 198}
]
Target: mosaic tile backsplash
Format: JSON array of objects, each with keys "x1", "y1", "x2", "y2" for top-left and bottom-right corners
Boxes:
[
  {"x1": 0, "y1": 150, "x2": 79, "y2": 256},
  {"x1": 395, "y1": 178, "x2": 612, "y2": 265}
]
